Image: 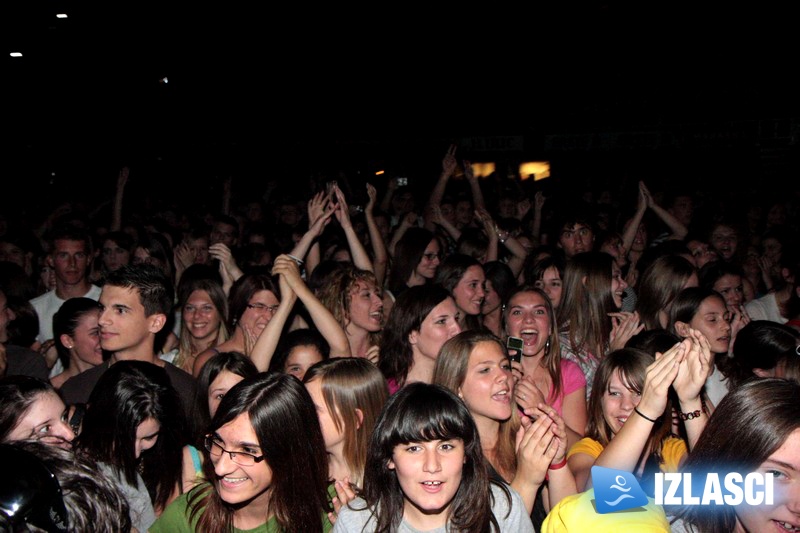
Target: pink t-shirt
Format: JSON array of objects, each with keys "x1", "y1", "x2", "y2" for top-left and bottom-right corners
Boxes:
[{"x1": 549, "y1": 359, "x2": 586, "y2": 417}]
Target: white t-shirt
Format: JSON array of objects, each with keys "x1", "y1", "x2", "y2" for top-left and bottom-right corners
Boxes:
[{"x1": 30, "y1": 285, "x2": 103, "y2": 344}]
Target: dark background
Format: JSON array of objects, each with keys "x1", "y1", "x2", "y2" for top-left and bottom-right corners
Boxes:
[{"x1": 4, "y1": 2, "x2": 799, "y2": 215}]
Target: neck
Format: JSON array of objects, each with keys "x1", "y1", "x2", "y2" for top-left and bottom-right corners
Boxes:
[
  {"x1": 232, "y1": 488, "x2": 273, "y2": 530},
  {"x1": 402, "y1": 499, "x2": 449, "y2": 532},
  {"x1": 482, "y1": 309, "x2": 502, "y2": 336},
  {"x1": 70, "y1": 355, "x2": 97, "y2": 374},
  {"x1": 473, "y1": 413, "x2": 501, "y2": 450},
  {"x1": 327, "y1": 448, "x2": 352, "y2": 484},
  {"x1": 55, "y1": 280, "x2": 91, "y2": 300},
  {"x1": 346, "y1": 327, "x2": 371, "y2": 357},
  {"x1": 405, "y1": 352, "x2": 435, "y2": 385},
  {"x1": 407, "y1": 271, "x2": 426, "y2": 288}
]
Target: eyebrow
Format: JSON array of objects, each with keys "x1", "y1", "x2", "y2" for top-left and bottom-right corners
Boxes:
[{"x1": 763, "y1": 459, "x2": 799, "y2": 472}]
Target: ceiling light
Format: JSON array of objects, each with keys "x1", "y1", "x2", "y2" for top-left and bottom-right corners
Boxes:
[
  {"x1": 10, "y1": 52, "x2": 22, "y2": 57},
  {"x1": 56, "y1": 13, "x2": 68, "y2": 18}
]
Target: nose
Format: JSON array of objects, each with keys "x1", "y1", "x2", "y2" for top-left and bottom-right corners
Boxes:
[
  {"x1": 213, "y1": 449, "x2": 236, "y2": 476},
  {"x1": 618, "y1": 277, "x2": 628, "y2": 290},
  {"x1": 449, "y1": 320, "x2": 462, "y2": 337},
  {"x1": 98, "y1": 308, "x2": 111, "y2": 326},
  {"x1": 54, "y1": 421, "x2": 76, "y2": 444},
  {"x1": 620, "y1": 394, "x2": 636, "y2": 412},
  {"x1": 422, "y1": 448, "x2": 441, "y2": 473}
]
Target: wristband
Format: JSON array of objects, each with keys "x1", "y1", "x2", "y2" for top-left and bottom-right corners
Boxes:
[
  {"x1": 679, "y1": 409, "x2": 702, "y2": 421},
  {"x1": 548, "y1": 457, "x2": 568, "y2": 471},
  {"x1": 634, "y1": 407, "x2": 657, "y2": 423}
]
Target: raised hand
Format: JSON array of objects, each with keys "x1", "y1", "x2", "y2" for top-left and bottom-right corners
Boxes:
[
  {"x1": 534, "y1": 191, "x2": 546, "y2": 212},
  {"x1": 515, "y1": 413, "x2": 559, "y2": 487},
  {"x1": 365, "y1": 183, "x2": 377, "y2": 213},
  {"x1": 636, "y1": 340, "x2": 685, "y2": 421},
  {"x1": 328, "y1": 477, "x2": 357, "y2": 525},
  {"x1": 672, "y1": 328, "x2": 713, "y2": 404},
  {"x1": 516, "y1": 198, "x2": 532, "y2": 220},
  {"x1": 271, "y1": 254, "x2": 304, "y2": 292},
  {"x1": 608, "y1": 311, "x2": 644, "y2": 350},
  {"x1": 173, "y1": 240, "x2": 193, "y2": 272},
  {"x1": 514, "y1": 374, "x2": 548, "y2": 416},
  {"x1": 442, "y1": 143, "x2": 458, "y2": 177},
  {"x1": 463, "y1": 159, "x2": 476, "y2": 181},
  {"x1": 332, "y1": 184, "x2": 353, "y2": 230}
]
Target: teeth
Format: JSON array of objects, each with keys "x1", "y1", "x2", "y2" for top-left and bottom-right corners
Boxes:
[
  {"x1": 779, "y1": 522, "x2": 800, "y2": 532},
  {"x1": 223, "y1": 477, "x2": 246, "y2": 483},
  {"x1": 422, "y1": 481, "x2": 442, "y2": 486}
]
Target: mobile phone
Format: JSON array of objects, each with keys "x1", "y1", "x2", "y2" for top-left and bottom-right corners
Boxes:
[
  {"x1": 396, "y1": 176, "x2": 408, "y2": 187},
  {"x1": 506, "y1": 336, "x2": 524, "y2": 363}
]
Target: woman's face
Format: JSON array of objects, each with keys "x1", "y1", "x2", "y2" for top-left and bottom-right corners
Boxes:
[
  {"x1": 735, "y1": 428, "x2": 800, "y2": 533},
  {"x1": 611, "y1": 261, "x2": 628, "y2": 309},
  {"x1": 66, "y1": 310, "x2": 103, "y2": 366},
  {"x1": 101, "y1": 239, "x2": 130, "y2": 272},
  {"x1": 283, "y1": 345, "x2": 323, "y2": 381},
  {"x1": 208, "y1": 370, "x2": 245, "y2": 419},
  {"x1": 388, "y1": 438, "x2": 465, "y2": 527},
  {"x1": 415, "y1": 240, "x2": 441, "y2": 281},
  {"x1": 348, "y1": 280, "x2": 384, "y2": 333},
  {"x1": 481, "y1": 280, "x2": 502, "y2": 316},
  {"x1": 134, "y1": 417, "x2": 160, "y2": 459},
  {"x1": 687, "y1": 240, "x2": 719, "y2": 269},
  {"x1": 687, "y1": 296, "x2": 731, "y2": 354},
  {"x1": 458, "y1": 341, "x2": 513, "y2": 424},
  {"x1": 504, "y1": 291, "x2": 551, "y2": 357},
  {"x1": 6, "y1": 391, "x2": 75, "y2": 450},
  {"x1": 452, "y1": 265, "x2": 486, "y2": 317},
  {"x1": 601, "y1": 370, "x2": 641, "y2": 435},
  {"x1": 211, "y1": 412, "x2": 272, "y2": 508},
  {"x1": 600, "y1": 236, "x2": 627, "y2": 265},
  {"x1": 183, "y1": 289, "x2": 223, "y2": 343},
  {"x1": 710, "y1": 224, "x2": 739, "y2": 261},
  {"x1": 712, "y1": 274, "x2": 745, "y2": 311},
  {"x1": 240, "y1": 290, "x2": 280, "y2": 337},
  {"x1": 534, "y1": 266, "x2": 563, "y2": 309},
  {"x1": 305, "y1": 379, "x2": 344, "y2": 453},
  {"x1": 409, "y1": 298, "x2": 461, "y2": 361},
  {"x1": 132, "y1": 247, "x2": 166, "y2": 273}
]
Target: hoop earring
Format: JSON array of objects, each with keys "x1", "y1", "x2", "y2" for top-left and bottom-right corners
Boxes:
[{"x1": 544, "y1": 338, "x2": 551, "y2": 356}]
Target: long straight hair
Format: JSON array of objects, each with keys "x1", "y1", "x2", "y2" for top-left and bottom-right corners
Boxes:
[
  {"x1": 76, "y1": 360, "x2": 187, "y2": 512},
  {"x1": 176, "y1": 277, "x2": 229, "y2": 371},
  {"x1": 360, "y1": 382, "x2": 507, "y2": 533},
  {"x1": 557, "y1": 251, "x2": 617, "y2": 361},
  {"x1": 303, "y1": 357, "x2": 389, "y2": 489},
  {"x1": 188, "y1": 372, "x2": 330, "y2": 533},
  {"x1": 668, "y1": 378, "x2": 800, "y2": 533},
  {"x1": 433, "y1": 330, "x2": 520, "y2": 481}
]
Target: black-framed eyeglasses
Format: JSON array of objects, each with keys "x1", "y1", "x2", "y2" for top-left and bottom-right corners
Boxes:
[
  {"x1": 422, "y1": 252, "x2": 441, "y2": 261},
  {"x1": 246, "y1": 303, "x2": 279, "y2": 313},
  {"x1": 204, "y1": 435, "x2": 265, "y2": 467}
]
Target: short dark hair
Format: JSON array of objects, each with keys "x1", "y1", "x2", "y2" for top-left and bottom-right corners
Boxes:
[{"x1": 105, "y1": 263, "x2": 175, "y2": 317}]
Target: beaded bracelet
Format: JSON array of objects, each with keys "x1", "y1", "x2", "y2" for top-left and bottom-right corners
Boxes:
[{"x1": 679, "y1": 409, "x2": 702, "y2": 421}]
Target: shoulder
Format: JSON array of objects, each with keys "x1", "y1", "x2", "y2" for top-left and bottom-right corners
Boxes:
[
  {"x1": 163, "y1": 361, "x2": 198, "y2": 387},
  {"x1": 150, "y1": 491, "x2": 195, "y2": 533},
  {"x1": 560, "y1": 359, "x2": 587, "y2": 386},
  {"x1": 333, "y1": 498, "x2": 376, "y2": 532},
  {"x1": 60, "y1": 362, "x2": 109, "y2": 404},
  {"x1": 86, "y1": 285, "x2": 102, "y2": 299},
  {"x1": 489, "y1": 482, "x2": 534, "y2": 532},
  {"x1": 660, "y1": 436, "x2": 688, "y2": 473},
  {"x1": 3, "y1": 344, "x2": 49, "y2": 380},
  {"x1": 568, "y1": 437, "x2": 603, "y2": 459}
]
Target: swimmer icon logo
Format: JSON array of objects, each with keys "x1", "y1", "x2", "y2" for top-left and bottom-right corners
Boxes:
[{"x1": 592, "y1": 465, "x2": 649, "y2": 514}]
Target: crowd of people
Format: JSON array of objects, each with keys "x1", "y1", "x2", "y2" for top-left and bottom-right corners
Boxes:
[{"x1": 1, "y1": 143, "x2": 799, "y2": 532}]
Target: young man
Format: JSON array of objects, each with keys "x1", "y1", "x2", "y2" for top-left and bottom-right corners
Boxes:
[
  {"x1": 60, "y1": 264, "x2": 197, "y2": 426},
  {"x1": 555, "y1": 209, "x2": 596, "y2": 260}
]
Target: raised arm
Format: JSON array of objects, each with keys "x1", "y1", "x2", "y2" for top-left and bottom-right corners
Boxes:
[
  {"x1": 464, "y1": 160, "x2": 486, "y2": 213},
  {"x1": 247, "y1": 256, "x2": 299, "y2": 371},
  {"x1": 332, "y1": 184, "x2": 373, "y2": 272},
  {"x1": 424, "y1": 144, "x2": 458, "y2": 232},
  {"x1": 364, "y1": 183, "x2": 388, "y2": 287},
  {"x1": 388, "y1": 212, "x2": 419, "y2": 257},
  {"x1": 670, "y1": 328, "x2": 712, "y2": 451},
  {"x1": 111, "y1": 166, "x2": 129, "y2": 231},
  {"x1": 290, "y1": 191, "x2": 335, "y2": 277},
  {"x1": 642, "y1": 181, "x2": 688, "y2": 241},
  {"x1": 589, "y1": 341, "x2": 685, "y2": 482},
  {"x1": 621, "y1": 182, "x2": 648, "y2": 254}
]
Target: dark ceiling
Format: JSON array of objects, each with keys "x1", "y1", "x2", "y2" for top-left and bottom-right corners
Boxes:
[{"x1": 4, "y1": 3, "x2": 799, "y2": 194}]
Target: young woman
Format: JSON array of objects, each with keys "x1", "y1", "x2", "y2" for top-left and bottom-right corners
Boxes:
[
  {"x1": 0, "y1": 375, "x2": 75, "y2": 450},
  {"x1": 723, "y1": 320, "x2": 800, "y2": 389},
  {"x1": 151, "y1": 372, "x2": 333, "y2": 532},
  {"x1": 667, "y1": 378, "x2": 800, "y2": 533},
  {"x1": 698, "y1": 259, "x2": 752, "y2": 331},
  {"x1": 304, "y1": 358, "x2": 389, "y2": 493},
  {"x1": 567, "y1": 333, "x2": 711, "y2": 493},
  {"x1": 164, "y1": 275, "x2": 229, "y2": 375},
  {"x1": 318, "y1": 266, "x2": 383, "y2": 361},
  {"x1": 526, "y1": 254, "x2": 565, "y2": 311},
  {"x1": 75, "y1": 361, "x2": 189, "y2": 530},
  {"x1": 503, "y1": 286, "x2": 587, "y2": 448},
  {"x1": 387, "y1": 227, "x2": 441, "y2": 298},
  {"x1": 481, "y1": 261, "x2": 517, "y2": 338},
  {"x1": 433, "y1": 330, "x2": 576, "y2": 527},
  {"x1": 378, "y1": 284, "x2": 461, "y2": 394},
  {"x1": 435, "y1": 253, "x2": 486, "y2": 331},
  {"x1": 49, "y1": 297, "x2": 103, "y2": 389},
  {"x1": 636, "y1": 253, "x2": 699, "y2": 331},
  {"x1": 558, "y1": 251, "x2": 642, "y2": 401},
  {"x1": 668, "y1": 287, "x2": 737, "y2": 407},
  {"x1": 333, "y1": 382, "x2": 534, "y2": 532},
  {"x1": 192, "y1": 351, "x2": 258, "y2": 443},
  {"x1": 268, "y1": 328, "x2": 330, "y2": 380}
]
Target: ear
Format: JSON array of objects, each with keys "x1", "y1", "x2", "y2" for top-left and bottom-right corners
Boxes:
[
  {"x1": 674, "y1": 321, "x2": 690, "y2": 337},
  {"x1": 354, "y1": 408, "x2": 364, "y2": 430},
  {"x1": 148, "y1": 313, "x2": 167, "y2": 334},
  {"x1": 752, "y1": 367, "x2": 772, "y2": 378},
  {"x1": 59, "y1": 334, "x2": 74, "y2": 350},
  {"x1": 46, "y1": 255, "x2": 55, "y2": 268},
  {"x1": 581, "y1": 275, "x2": 588, "y2": 287},
  {"x1": 387, "y1": 459, "x2": 396, "y2": 471},
  {"x1": 408, "y1": 329, "x2": 419, "y2": 346},
  {"x1": 457, "y1": 386, "x2": 464, "y2": 400}
]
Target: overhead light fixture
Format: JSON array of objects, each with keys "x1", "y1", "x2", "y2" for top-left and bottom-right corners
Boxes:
[
  {"x1": 10, "y1": 52, "x2": 22, "y2": 57},
  {"x1": 56, "y1": 13, "x2": 68, "y2": 18}
]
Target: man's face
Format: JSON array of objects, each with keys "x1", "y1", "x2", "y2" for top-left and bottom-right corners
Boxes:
[
  {"x1": 558, "y1": 223, "x2": 594, "y2": 258},
  {"x1": 49, "y1": 239, "x2": 90, "y2": 286},
  {"x1": 210, "y1": 222, "x2": 237, "y2": 247}
]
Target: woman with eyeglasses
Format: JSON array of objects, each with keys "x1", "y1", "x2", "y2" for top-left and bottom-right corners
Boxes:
[
  {"x1": 387, "y1": 227, "x2": 442, "y2": 299},
  {"x1": 151, "y1": 372, "x2": 333, "y2": 532}
]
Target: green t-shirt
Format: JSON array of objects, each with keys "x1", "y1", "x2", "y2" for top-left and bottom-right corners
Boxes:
[{"x1": 150, "y1": 485, "x2": 332, "y2": 532}]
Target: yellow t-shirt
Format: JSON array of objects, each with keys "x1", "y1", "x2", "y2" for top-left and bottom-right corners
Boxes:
[
  {"x1": 541, "y1": 488, "x2": 670, "y2": 532},
  {"x1": 567, "y1": 436, "x2": 687, "y2": 473}
]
